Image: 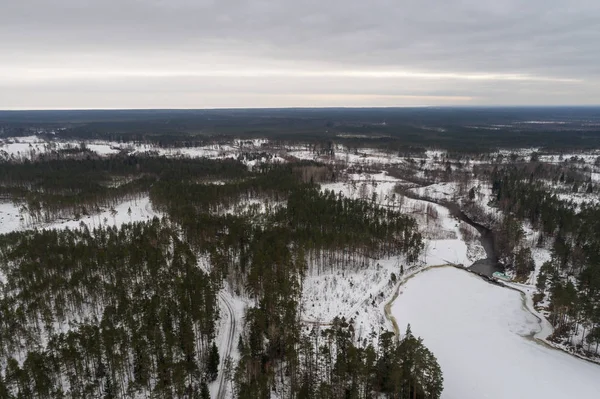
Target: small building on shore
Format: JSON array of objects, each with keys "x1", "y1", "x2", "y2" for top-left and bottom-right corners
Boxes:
[{"x1": 492, "y1": 271, "x2": 512, "y2": 282}]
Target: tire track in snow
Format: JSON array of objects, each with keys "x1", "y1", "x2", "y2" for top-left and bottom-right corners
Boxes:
[{"x1": 216, "y1": 292, "x2": 236, "y2": 399}]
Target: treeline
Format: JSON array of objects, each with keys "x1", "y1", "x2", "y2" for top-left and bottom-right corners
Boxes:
[
  {"x1": 0, "y1": 154, "x2": 248, "y2": 223},
  {"x1": 0, "y1": 219, "x2": 219, "y2": 397},
  {"x1": 4, "y1": 108, "x2": 600, "y2": 151},
  {"x1": 150, "y1": 163, "x2": 306, "y2": 217},
  {"x1": 235, "y1": 319, "x2": 443, "y2": 399},
  {"x1": 487, "y1": 166, "x2": 600, "y2": 356},
  {"x1": 280, "y1": 187, "x2": 423, "y2": 270}
]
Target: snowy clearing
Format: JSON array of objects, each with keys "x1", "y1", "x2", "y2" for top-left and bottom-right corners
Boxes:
[
  {"x1": 301, "y1": 257, "x2": 402, "y2": 324},
  {"x1": 39, "y1": 196, "x2": 161, "y2": 231},
  {"x1": 392, "y1": 267, "x2": 600, "y2": 399},
  {"x1": 421, "y1": 239, "x2": 469, "y2": 266},
  {"x1": 0, "y1": 202, "x2": 26, "y2": 235},
  {"x1": 0, "y1": 196, "x2": 161, "y2": 235}
]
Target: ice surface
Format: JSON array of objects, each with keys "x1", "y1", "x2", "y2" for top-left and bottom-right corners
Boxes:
[
  {"x1": 422, "y1": 239, "x2": 469, "y2": 266},
  {"x1": 392, "y1": 267, "x2": 600, "y2": 399}
]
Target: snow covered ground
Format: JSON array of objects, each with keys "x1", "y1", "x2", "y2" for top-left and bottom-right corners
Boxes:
[
  {"x1": 401, "y1": 196, "x2": 479, "y2": 267},
  {"x1": 1, "y1": 136, "x2": 280, "y2": 166},
  {"x1": 0, "y1": 196, "x2": 161, "y2": 235},
  {"x1": 322, "y1": 173, "x2": 483, "y2": 266},
  {"x1": 300, "y1": 175, "x2": 485, "y2": 345},
  {"x1": 301, "y1": 255, "x2": 432, "y2": 349},
  {"x1": 409, "y1": 182, "x2": 463, "y2": 202},
  {"x1": 392, "y1": 267, "x2": 600, "y2": 399},
  {"x1": 0, "y1": 202, "x2": 26, "y2": 235},
  {"x1": 219, "y1": 198, "x2": 285, "y2": 216},
  {"x1": 41, "y1": 196, "x2": 160, "y2": 231},
  {"x1": 556, "y1": 192, "x2": 600, "y2": 208},
  {"x1": 421, "y1": 238, "x2": 469, "y2": 267},
  {"x1": 210, "y1": 289, "x2": 249, "y2": 399},
  {"x1": 321, "y1": 172, "x2": 402, "y2": 206},
  {"x1": 0, "y1": 136, "x2": 62, "y2": 160},
  {"x1": 286, "y1": 145, "x2": 401, "y2": 166},
  {"x1": 301, "y1": 257, "x2": 401, "y2": 320},
  {"x1": 85, "y1": 142, "x2": 122, "y2": 155},
  {"x1": 521, "y1": 223, "x2": 552, "y2": 285}
]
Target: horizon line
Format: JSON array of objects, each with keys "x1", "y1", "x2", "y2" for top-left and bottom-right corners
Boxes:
[{"x1": 2, "y1": 105, "x2": 600, "y2": 112}]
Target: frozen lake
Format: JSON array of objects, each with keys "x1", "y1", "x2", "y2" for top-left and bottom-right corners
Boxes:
[{"x1": 391, "y1": 267, "x2": 600, "y2": 399}]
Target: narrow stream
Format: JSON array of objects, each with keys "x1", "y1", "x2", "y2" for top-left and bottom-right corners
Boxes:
[
  {"x1": 402, "y1": 190, "x2": 502, "y2": 276},
  {"x1": 453, "y1": 207, "x2": 502, "y2": 277}
]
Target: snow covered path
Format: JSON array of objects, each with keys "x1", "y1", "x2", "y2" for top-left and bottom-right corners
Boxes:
[
  {"x1": 216, "y1": 292, "x2": 236, "y2": 399},
  {"x1": 392, "y1": 267, "x2": 600, "y2": 399}
]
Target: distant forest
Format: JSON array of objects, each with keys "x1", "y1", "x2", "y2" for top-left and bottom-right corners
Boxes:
[{"x1": 1, "y1": 107, "x2": 600, "y2": 151}]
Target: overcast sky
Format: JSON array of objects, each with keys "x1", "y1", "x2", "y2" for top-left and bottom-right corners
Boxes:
[{"x1": 1, "y1": 0, "x2": 599, "y2": 109}]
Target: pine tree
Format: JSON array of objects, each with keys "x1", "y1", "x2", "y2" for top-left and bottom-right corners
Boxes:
[
  {"x1": 468, "y1": 187, "x2": 476, "y2": 201},
  {"x1": 200, "y1": 381, "x2": 211, "y2": 399},
  {"x1": 206, "y1": 341, "x2": 220, "y2": 382}
]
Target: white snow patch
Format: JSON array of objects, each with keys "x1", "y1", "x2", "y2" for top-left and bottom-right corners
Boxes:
[
  {"x1": 0, "y1": 196, "x2": 161, "y2": 235},
  {"x1": 422, "y1": 239, "x2": 469, "y2": 267},
  {"x1": 409, "y1": 182, "x2": 462, "y2": 202},
  {"x1": 0, "y1": 202, "x2": 26, "y2": 235},
  {"x1": 40, "y1": 196, "x2": 160, "y2": 231},
  {"x1": 0, "y1": 137, "x2": 56, "y2": 160},
  {"x1": 86, "y1": 143, "x2": 121, "y2": 155},
  {"x1": 301, "y1": 257, "x2": 403, "y2": 324},
  {"x1": 521, "y1": 223, "x2": 553, "y2": 285}
]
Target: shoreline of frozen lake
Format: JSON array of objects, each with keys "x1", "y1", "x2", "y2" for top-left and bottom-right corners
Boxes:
[{"x1": 391, "y1": 266, "x2": 600, "y2": 399}]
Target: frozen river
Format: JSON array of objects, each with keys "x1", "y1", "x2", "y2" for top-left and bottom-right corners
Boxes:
[{"x1": 391, "y1": 267, "x2": 600, "y2": 399}]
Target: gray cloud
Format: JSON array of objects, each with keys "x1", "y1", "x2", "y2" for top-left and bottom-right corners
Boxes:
[{"x1": 0, "y1": 0, "x2": 598, "y2": 108}]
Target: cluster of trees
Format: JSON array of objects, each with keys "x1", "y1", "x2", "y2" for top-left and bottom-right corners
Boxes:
[
  {"x1": 488, "y1": 165, "x2": 600, "y2": 355},
  {"x1": 235, "y1": 319, "x2": 443, "y2": 399},
  {"x1": 535, "y1": 204, "x2": 600, "y2": 354},
  {"x1": 0, "y1": 154, "x2": 248, "y2": 223},
  {"x1": 150, "y1": 163, "x2": 305, "y2": 217},
  {"x1": 280, "y1": 187, "x2": 423, "y2": 269},
  {"x1": 0, "y1": 219, "x2": 220, "y2": 397}
]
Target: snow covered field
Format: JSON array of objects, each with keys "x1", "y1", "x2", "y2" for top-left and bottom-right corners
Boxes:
[
  {"x1": 0, "y1": 136, "x2": 59, "y2": 160},
  {"x1": 391, "y1": 267, "x2": 600, "y2": 399},
  {"x1": 0, "y1": 196, "x2": 161, "y2": 235},
  {"x1": 1, "y1": 136, "x2": 280, "y2": 169},
  {"x1": 402, "y1": 196, "x2": 479, "y2": 267},
  {"x1": 0, "y1": 202, "x2": 25, "y2": 235},
  {"x1": 41, "y1": 196, "x2": 161, "y2": 231},
  {"x1": 409, "y1": 182, "x2": 463, "y2": 202},
  {"x1": 301, "y1": 257, "x2": 403, "y2": 334},
  {"x1": 287, "y1": 145, "x2": 401, "y2": 166}
]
